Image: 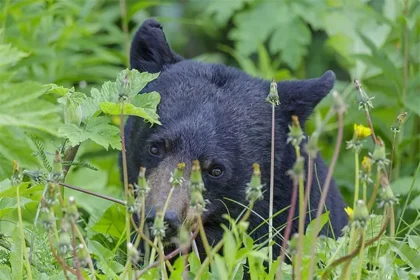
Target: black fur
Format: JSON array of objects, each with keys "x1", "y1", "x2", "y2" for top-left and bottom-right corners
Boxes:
[{"x1": 123, "y1": 19, "x2": 348, "y2": 260}]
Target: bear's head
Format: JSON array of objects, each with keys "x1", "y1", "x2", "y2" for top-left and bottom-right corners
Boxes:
[{"x1": 124, "y1": 19, "x2": 343, "y2": 246}]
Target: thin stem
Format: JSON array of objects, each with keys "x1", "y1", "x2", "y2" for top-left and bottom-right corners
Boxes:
[
  {"x1": 198, "y1": 215, "x2": 213, "y2": 266},
  {"x1": 17, "y1": 185, "x2": 33, "y2": 280},
  {"x1": 73, "y1": 225, "x2": 96, "y2": 279},
  {"x1": 364, "y1": 109, "x2": 377, "y2": 143},
  {"x1": 307, "y1": 111, "x2": 344, "y2": 279},
  {"x1": 367, "y1": 167, "x2": 381, "y2": 211},
  {"x1": 119, "y1": 0, "x2": 130, "y2": 66},
  {"x1": 295, "y1": 146, "x2": 304, "y2": 280},
  {"x1": 54, "y1": 181, "x2": 125, "y2": 205},
  {"x1": 276, "y1": 179, "x2": 299, "y2": 280},
  {"x1": 397, "y1": 162, "x2": 420, "y2": 232},
  {"x1": 269, "y1": 103, "x2": 276, "y2": 269},
  {"x1": 388, "y1": 134, "x2": 397, "y2": 181},
  {"x1": 70, "y1": 221, "x2": 82, "y2": 280},
  {"x1": 353, "y1": 153, "x2": 360, "y2": 209},
  {"x1": 362, "y1": 181, "x2": 367, "y2": 202},
  {"x1": 356, "y1": 232, "x2": 365, "y2": 280},
  {"x1": 120, "y1": 105, "x2": 132, "y2": 278},
  {"x1": 158, "y1": 239, "x2": 168, "y2": 280},
  {"x1": 48, "y1": 233, "x2": 74, "y2": 279},
  {"x1": 137, "y1": 227, "x2": 200, "y2": 277},
  {"x1": 389, "y1": 205, "x2": 395, "y2": 238}
]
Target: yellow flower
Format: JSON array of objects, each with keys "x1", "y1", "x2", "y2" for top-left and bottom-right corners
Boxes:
[
  {"x1": 344, "y1": 206, "x2": 354, "y2": 220},
  {"x1": 354, "y1": 124, "x2": 372, "y2": 140},
  {"x1": 361, "y1": 156, "x2": 372, "y2": 173}
]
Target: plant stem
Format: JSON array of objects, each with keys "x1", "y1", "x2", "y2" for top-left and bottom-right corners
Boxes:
[
  {"x1": 353, "y1": 152, "x2": 360, "y2": 209},
  {"x1": 48, "y1": 233, "x2": 74, "y2": 279},
  {"x1": 120, "y1": 106, "x2": 132, "y2": 278},
  {"x1": 119, "y1": 0, "x2": 130, "y2": 66},
  {"x1": 269, "y1": 103, "x2": 276, "y2": 269},
  {"x1": 362, "y1": 181, "x2": 367, "y2": 202},
  {"x1": 198, "y1": 215, "x2": 213, "y2": 266},
  {"x1": 70, "y1": 221, "x2": 82, "y2": 280},
  {"x1": 388, "y1": 134, "x2": 396, "y2": 181},
  {"x1": 73, "y1": 225, "x2": 96, "y2": 279},
  {"x1": 137, "y1": 227, "x2": 200, "y2": 277},
  {"x1": 158, "y1": 239, "x2": 168, "y2": 280},
  {"x1": 307, "y1": 111, "x2": 344, "y2": 279},
  {"x1": 389, "y1": 205, "x2": 395, "y2": 238},
  {"x1": 17, "y1": 185, "x2": 33, "y2": 280},
  {"x1": 55, "y1": 181, "x2": 125, "y2": 205},
  {"x1": 364, "y1": 109, "x2": 377, "y2": 144},
  {"x1": 295, "y1": 146, "x2": 304, "y2": 280},
  {"x1": 356, "y1": 232, "x2": 365, "y2": 280},
  {"x1": 367, "y1": 166, "x2": 381, "y2": 211},
  {"x1": 276, "y1": 179, "x2": 298, "y2": 280}
]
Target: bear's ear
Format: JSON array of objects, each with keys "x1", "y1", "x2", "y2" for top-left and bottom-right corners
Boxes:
[
  {"x1": 278, "y1": 70, "x2": 335, "y2": 122},
  {"x1": 130, "y1": 19, "x2": 183, "y2": 73}
]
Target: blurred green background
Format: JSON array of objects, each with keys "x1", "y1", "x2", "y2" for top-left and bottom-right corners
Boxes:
[{"x1": 0, "y1": 0, "x2": 419, "y2": 229}]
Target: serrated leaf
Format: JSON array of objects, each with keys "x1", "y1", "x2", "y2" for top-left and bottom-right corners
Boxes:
[
  {"x1": 0, "y1": 197, "x2": 33, "y2": 218},
  {"x1": 0, "y1": 44, "x2": 28, "y2": 68},
  {"x1": 116, "y1": 69, "x2": 159, "y2": 99},
  {"x1": 0, "y1": 82, "x2": 61, "y2": 135},
  {"x1": 90, "y1": 204, "x2": 126, "y2": 239},
  {"x1": 89, "y1": 240, "x2": 123, "y2": 277},
  {"x1": 100, "y1": 101, "x2": 160, "y2": 125},
  {"x1": 390, "y1": 240, "x2": 420, "y2": 269},
  {"x1": 205, "y1": 0, "x2": 250, "y2": 26},
  {"x1": 269, "y1": 18, "x2": 311, "y2": 70},
  {"x1": 58, "y1": 117, "x2": 120, "y2": 150}
]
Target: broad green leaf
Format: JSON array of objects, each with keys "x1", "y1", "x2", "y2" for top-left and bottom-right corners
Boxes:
[
  {"x1": 389, "y1": 240, "x2": 420, "y2": 269},
  {"x1": 269, "y1": 18, "x2": 311, "y2": 70},
  {"x1": 213, "y1": 254, "x2": 228, "y2": 280},
  {"x1": 0, "y1": 267, "x2": 12, "y2": 280},
  {"x1": 89, "y1": 240, "x2": 123, "y2": 278},
  {"x1": 0, "y1": 128, "x2": 42, "y2": 180},
  {"x1": 407, "y1": 236, "x2": 420, "y2": 252},
  {"x1": 0, "y1": 82, "x2": 61, "y2": 135},
  {"x1": 392, "y1": 176, "x2": 420, "y2": 195},
  {"x1": 90, "y1": 204, "x2": 125, "y2": 239},
  {"x1": 0, "y1": 44, "x2": 28, "y2": 68},
  {"x1": 306, "y1": 211, "x2": 330, "y2": 237},
  {"x1": 223, "y1": 230, "x2": 237, "y2": 271},
  {"x1": 100, "y1": 101, "x2": 160, "y2": 125},
  {"x1": 205, "y1": 0, "x2": 250, "y2": 26},
  {"x1": 116, "y1": 69, "x2": 159, "y2": 99},
  {"x1": 0, "y1": 197, "x2": 33, "y2": 218},
  {"x1": 58, "y1": 116, "x2": 120, "y2": 150},
  {"x1": 10, "y1": 227, "x2": 22, "y2": 280}
]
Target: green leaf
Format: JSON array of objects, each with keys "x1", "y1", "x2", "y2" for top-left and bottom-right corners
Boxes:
[
  {"x1": 10, "y1": 227, "x2": 22, "y2": 280},
  {"x1": 89, "y1": 240, "x2": 123, "y2": 277},
  {"x1": 58, "y1": 116, "x2": 120, "y2": 150},
  {"x1": 306, "y1": 211, "x2": 330, "y2": 236},
  {"x1": 213, "y1": 254, "x2": 228, "y2": 280},
  {"x1": 392, "y1": 176, "x2": 420, "y2": 195},
  {"x1": 100, "y1": 101, "x2": 160, "y2": 125},
  {"x1": 407, "y1": 236, "x2": 420, "y2": 252},
  {"x1": 0, "y1": 43, "x2": 28, "y2": 68},
  {"x1": 269, "y1": 18, "x2": 311, "y2": 70},
  {"x1": 0, "y1": 197, "x2": 33, "y2": 218},
  {"x1": 116, "y1": 69, "x2": 159, "y2": 99},
  {"x1": 0, "y1": 82, "x2": 61, "y2": 135},
  {"x1": 205, "y1": 0, "x2": 250, "y2": 26},
  {"x1": 223, "y1": 230, "x2": 237, "y2": 271},
  {"x1": 389, "y1": 240, "x2": 420, "y2": 269},
  {"x1": 90, "y1": 204, "x2": 126, "y2": 239}
]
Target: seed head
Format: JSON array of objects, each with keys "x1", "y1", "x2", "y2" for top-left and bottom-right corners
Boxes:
[
  {"x1": 354, "y1": 79, "x2": 374, "y2": 110},
  {"x1": 369, "y1": 137, "x2": 390, "y2": 170},
  {"x1": 136, "y1": 167, "x2": 150, "y2": 197},
  {"x1": 352, "y1": 200, "x2": 369, "y2": 229}
]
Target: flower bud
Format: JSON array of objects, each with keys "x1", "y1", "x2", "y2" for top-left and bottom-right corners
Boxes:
[
  {"x1": 66, "y1": 196, "x2": 79, "y2": 222},
  {"x1": 287, "y1": 156, "x2": 305, "y2": 182},
  {"x1": 359, "y1": 156, "x2": 373, "y2": 184},
  {"x1": 39, "y1": 207, "x2": 56, "y2": 230},
  {"x1": 390, "y1": 112, "x2": 407, "y2": 135},
  {"x1": 126, "y1": 184, "x2": 137, "y2": 214},
  {"x1": 245, "y1": 163, "x2": 264, "y2": 203},
  {"x1": 77, "y1": 244, "x2": 90, "y2": 267},
  {"x1": 11, "y1": 161, "x2": 22, "y2": 185},
  {"x1": 190, "y1": 160, "x2": 205, "y2": 192},
  {"x1": 45, "y1": 182, "x2": 58, "y2": 207},
  {"x1": 170, "y1": 163, "x2": 185, "y2": 188},
  {"x1": 378, "y1": 175, "x2": 398, "y2": 208},
  {"x1": 354, "y1": 79, "x2": 374, "y2": 110},
  {"x1": 152, "y1": 211, "x2": 166, "y2": 239},
  {"x1": 179, "y1": 226, "x2": 191, "y2": 253},
  {"x1": 136, "y1": 167, "x2": 150, "y2": 196},
  {"x1": 370, "y1": 137, "x2": 390, "y2": 170},
  {"x1": 287, "y1": 116, "x2": 305, "y2": 146},
  {"x1": 127, "y1": 242, "x2": 140, "y2": 264},
  {"x1": 51, "y1": 151, "x2": 64, "y2": 182},
  {"x1": 58, "y1": 230, "x2": 72, "y2": 256},
  {"x1": 352, "y1": 200, "x2": 369, "y2": 229},
  {"x1": 305, "y1": 132, "x2": 319, "y2": 159},
  {"x1": 266, "y1": 79, "x2": 280, "y2": 106}
]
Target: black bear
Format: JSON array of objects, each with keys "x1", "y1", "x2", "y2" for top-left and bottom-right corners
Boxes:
[{"x1": 124, "y1": 19, "x2": 348, "y2": 259}]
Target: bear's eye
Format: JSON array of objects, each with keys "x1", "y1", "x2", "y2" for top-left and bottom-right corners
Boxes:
[
  {"x1": 208, "y1": 165, "x2": 223, "y2": 178},
  {"x1": 149, "y1": 145, "x2": 160, "y2": 156}
]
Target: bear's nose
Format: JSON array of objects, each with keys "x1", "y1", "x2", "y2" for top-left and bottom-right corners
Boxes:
[{"x1": 145, "y1": 210, "x2": 180, "y2": 238}]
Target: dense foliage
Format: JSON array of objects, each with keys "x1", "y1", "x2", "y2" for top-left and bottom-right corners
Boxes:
[{"x1": 0, "y1": 0, "x2": 419, "y2": 279}]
